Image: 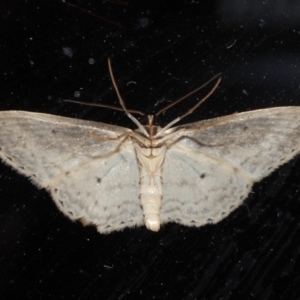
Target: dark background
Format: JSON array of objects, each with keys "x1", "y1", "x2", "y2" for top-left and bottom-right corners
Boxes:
[{"x1": 1, "y1": 1, "x2": 300, "y2": 299}]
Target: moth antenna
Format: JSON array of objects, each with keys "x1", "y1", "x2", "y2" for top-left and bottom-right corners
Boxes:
[
  {"x1": 155, "y1": 73, "x2": 222, "y2": 117},
  {"x1": 64, "y1": 99, "x2": 144, "y2": 116},
  {"x1": 155, "y1": 76, "x2": 221, "y2": 137},
  {"x1": 108, "y1": 58, "x2": 148, "y2": 136}
]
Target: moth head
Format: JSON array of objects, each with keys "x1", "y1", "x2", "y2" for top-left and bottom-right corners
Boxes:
[{"x1": 141, "y1": 115, "x2": 162, "y2": 137}]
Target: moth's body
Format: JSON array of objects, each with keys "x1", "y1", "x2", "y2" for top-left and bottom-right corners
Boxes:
[{"x1": 133, "y1": 117, "x2": 166, "y2": 231}]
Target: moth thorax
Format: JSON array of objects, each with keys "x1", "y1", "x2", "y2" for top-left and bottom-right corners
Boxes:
[{"x1": 134, "y1": 144, "x2": 166, "y2": 176}]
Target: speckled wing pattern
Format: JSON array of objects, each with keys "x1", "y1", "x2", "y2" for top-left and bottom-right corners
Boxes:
[
  {"x1": 0, "y1": 111, "x2": 142, "y2": 233},
  {"x1": 160, "y1": 107, "x2": 300, "y2": 226}
]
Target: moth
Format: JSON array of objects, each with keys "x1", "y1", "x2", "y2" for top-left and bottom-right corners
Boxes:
[{"x1": 0, "y1": 59, "x2": 300, "y2": 233}]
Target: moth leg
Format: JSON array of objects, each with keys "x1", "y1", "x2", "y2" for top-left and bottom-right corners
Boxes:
[
  {"x1": 89, "y1": 131, "x2": 132, "y2": 141},
  {"x1": 157, "y1": 113, "x2": 239, "y2": 148},
  {"x1": 184, "y1": 112, "x2": 238, "y2": 132}
]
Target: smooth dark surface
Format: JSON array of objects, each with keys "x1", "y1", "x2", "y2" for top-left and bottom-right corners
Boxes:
[{"x1": 1, "y1": 1, "x2": 300, "y2": 299}]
